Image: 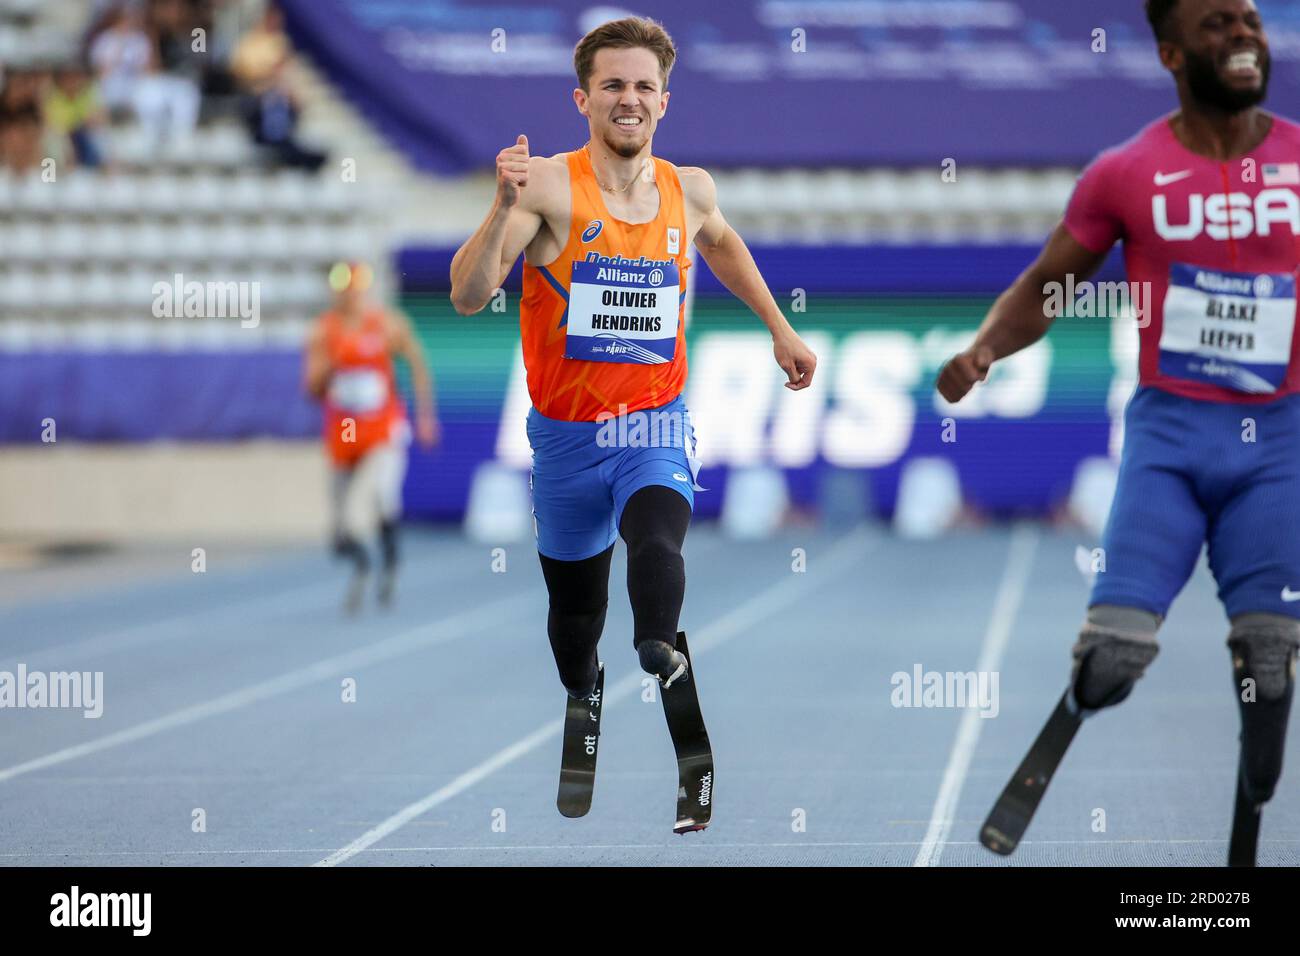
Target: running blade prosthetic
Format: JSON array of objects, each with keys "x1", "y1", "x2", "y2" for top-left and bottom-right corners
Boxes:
[
  {"x1": 980, "y1": 690, "x2": 1082, "y2": 855},
  {"x1": 557, "y1": 664, "x2": 604, "y2": 818},
  {"x1": 659, "y1": 631, "x2": 714, "y2": 834}
]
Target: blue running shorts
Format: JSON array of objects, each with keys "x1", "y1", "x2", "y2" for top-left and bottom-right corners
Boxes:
[
  {"x1": 526, "y1": 393, "x2": 702, "y2": 561},
  {"x1": 1091, "y1": 386, "x2": 1300, "y2": 620}
]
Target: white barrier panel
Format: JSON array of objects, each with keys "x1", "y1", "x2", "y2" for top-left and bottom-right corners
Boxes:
[
  {"x1": 464, "y1": 462, "x2": 532, "y2": 544},
  {"x1": 1069, "y1": 456, "x2": 1119, "y2": 541},
  {"x1": 817, "y1": 466, "x2": 873, "y2": 528},
  {"x1": 893, "y1": 457, "x2": 963, "y2": 540},
  {"x1": 720, "y1": 465, "x2": 788, "y2": 539}
]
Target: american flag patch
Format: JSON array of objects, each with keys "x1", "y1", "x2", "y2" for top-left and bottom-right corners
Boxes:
[{"x1": 1263, "y1": 163, "x2": 1300, "y2": 186}]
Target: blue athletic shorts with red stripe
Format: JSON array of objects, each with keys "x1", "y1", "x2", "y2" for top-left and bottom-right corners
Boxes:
[
  {"x1": 526, "y1": 393, "x2": 700, "y2": 562},
  {"x1": 1091, "y1": 385, "x2": 1300, "y2": 621}
]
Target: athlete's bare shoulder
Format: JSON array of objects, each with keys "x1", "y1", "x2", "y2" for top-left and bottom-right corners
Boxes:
[
  {"x1": 675, "y1": 166, "x2": 723, "y2": 246},
  {"x1": 518, "y1": 152, "x2": 570, "y2": 218},
  {"x1": 514, "y1": 152, "x2": 572, "y2": 265},
  {"x1": 379, "y1": 306, "x2": 411, "y2": 342},
  {"x1": 306, "y1": 315, "x2": 329, "y2": 346},
  {"x1": 675, "y1": 165, "x2": 718, "y2": 215}
]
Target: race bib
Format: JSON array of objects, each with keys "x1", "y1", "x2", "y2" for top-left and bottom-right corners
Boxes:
[
  {"x1": 1159, "y1": 263, "x2": 1297, "y2": 394},
  {"x1": 328, "y1": 368, "x2": 388, "y2": 413},
  {"x1": 564, "y1": 255, "x2": 680, "y2": 364}
]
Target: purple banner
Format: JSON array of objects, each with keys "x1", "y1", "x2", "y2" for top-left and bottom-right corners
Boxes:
[
  {"x1": 0, "y1": 352, "x2": 319, "y2": 443},
  {"x1": 280, "y1": 0, "x2": 1300, "y2": 173}
]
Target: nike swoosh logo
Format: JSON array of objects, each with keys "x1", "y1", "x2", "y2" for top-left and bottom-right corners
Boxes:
[
  {"x1": 1282, "y1": 587, "x2": 1300, "y2": 602},
  {"x1": 1154, "y1": 170, "x2": 1193, "y2": 187}
]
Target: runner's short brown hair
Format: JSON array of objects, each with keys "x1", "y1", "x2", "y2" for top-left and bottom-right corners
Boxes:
[{"x1": 574, "y1": 17, "x2": 677, "y2": 92}]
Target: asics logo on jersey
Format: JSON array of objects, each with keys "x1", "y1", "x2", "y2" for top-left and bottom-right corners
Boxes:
[
  {"x1": 581, "y1": 220, "x2": 604, "y2": 242},
  {"x1": 1153, "y1": 189, "x2": 1300, "y2": 241}
]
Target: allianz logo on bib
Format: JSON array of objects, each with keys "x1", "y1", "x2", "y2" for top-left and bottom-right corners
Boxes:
[
  {"x1": 1153, "y1": 189, "x2": 1300, "y2": 240},
  {"x1": 1191, "y1": 270, "x2": 1274, "y2": 298},
  {"x1": 582, "y1": 251, "x2": 674, "y2": 286}
]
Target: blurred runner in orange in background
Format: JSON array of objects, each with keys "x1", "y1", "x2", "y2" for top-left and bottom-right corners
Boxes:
[{"x1": 305, "y1": 261, "x2": 440, "y2": 613}]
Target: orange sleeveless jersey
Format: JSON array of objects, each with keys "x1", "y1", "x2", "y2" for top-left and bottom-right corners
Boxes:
[
  {"x1": 520, "y1": 145, "x2": 691, "y2": 421},
  {"x1": 317, "y1": 307, "x2": 405, "y2": 465}
]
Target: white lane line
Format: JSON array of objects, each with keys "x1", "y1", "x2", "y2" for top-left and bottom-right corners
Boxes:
[
  {"x1": 315, "y1": 529, "x2": 882, "y2": 867},
  {"x1": 7, "y1": 836, "x2": 1283, "y2": 861},
  {"x1": 0, "y1": 589, "x2": 544, "y2": 785},
  {"x1": 3, "y1": 550, "x2": 496, "y2": 670},
  {"x1": 912, "y1": 524, "x2": 1039, "y2": 868},
  {"x1": 3, "y1": 579, "x2": 330, "y2": 671}
]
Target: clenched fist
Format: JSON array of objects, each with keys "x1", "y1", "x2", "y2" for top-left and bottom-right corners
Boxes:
[
  {"x1": 936, "y1": 345, "x2": 994, "y2": 403},
  {"x1": 497, "y1": 134, "x2": 530, "y2": 207},
  {"x1": 773, "y1": 331, "x2": 818, "y2": 390}
]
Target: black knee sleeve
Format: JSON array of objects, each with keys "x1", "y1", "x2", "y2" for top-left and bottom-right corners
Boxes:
[
  {"x1": 1229, "y1": 615, "x2": 1299, "y2": 807},
  {"x1": 333, "y1": 533, "x2": 369, "y2": 574},
  {"x1": 619, "y1": 486, "x2": 689, "y2": 650},
  {"x1": 540, "y1": 547, "x2": 613, "y2": 698},
  {"x1": 379, "y1": 519, "x2": 398, "y2": 570},
  {"x1": 547, "y1": 602, "x2": 606, "y2": 697},
  {"x1": 1069, "y1": 605, "x2": 1161, "y2": 715}
]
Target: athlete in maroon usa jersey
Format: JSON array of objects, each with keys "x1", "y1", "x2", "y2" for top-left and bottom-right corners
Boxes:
[{"x1": 937, "y1": 0, "x2": 1299, "y2": 865}]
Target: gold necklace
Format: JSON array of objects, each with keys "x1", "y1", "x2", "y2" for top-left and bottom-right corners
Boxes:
[{"x1": 586, "y1": 143, "x2": 648, "y2": 195}]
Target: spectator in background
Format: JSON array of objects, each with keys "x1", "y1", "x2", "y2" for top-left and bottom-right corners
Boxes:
[
  {"x1": 207, "y1": 0, "x2": 265, "y2": 74},
  {"x1": 45, "y1": 64, "x2": 110, "y2": 169},
  {"x1": 87, "y1": 4, "x2": 151, "y2": 117},
  {"x1": 230, "y1": 3, "x2": 325, "y2": 170},
  {"x1": 185, "y1": 0, "x2": 246, "y2": 112},
  {"x1": 0, "y1": 70, "x2": 50, "y2": 174},
  {"x1": 148, "y1": 0, "x2": 206, "y2": 92},
  {"x1": 228, "y1": 0, "x2": 288, "y2": 93},
  {"x1": 89, "y1": 1, "x2": 200, "y2": 144}
]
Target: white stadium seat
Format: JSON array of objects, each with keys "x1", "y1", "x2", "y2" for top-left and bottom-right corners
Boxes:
[
  {"x1": 45, "y1": 270, "x2": 79, "y2": 312},
  {"x1": 185, "y1": 172, "x2": 228, "y2": 215},
  {"x1": 140, "y1": 173, "x2": 184, "y2": 215},
  {"x1": 100, "y1": 175, "x2": 143, "y2": 215},
  {"x1": 9, "y1": 222, "x2": 44, "y2": 262},
  {"x1": 267, "y1": 172, "x2": 311, "y2": 213},
  {"x1": 48, "y1": 222, "x2": 83, "y2": 261},
  {"x1": 716, "y1": 169, "x2": 767, "y2": 216},
  {"x1": 1, "y1": 271, "x2": 40, "y2": 310},
  {"x1": 82, "y1": 270, "x2": 118, "y2": 310},
  {"x1": 50, "y1": 171, "x2": 101, "y2": 214},
  {"x1": 133, "y1": 221, "x2": 172, "y2": 262}
]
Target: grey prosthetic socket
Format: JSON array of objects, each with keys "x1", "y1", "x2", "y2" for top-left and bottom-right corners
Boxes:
[
  {"x1": 1067, "y1": 605, "x2": 1161, "y2": 716},
  {"x1": 1229, "y1": 614, "x2": 1299, "y2": 808}
]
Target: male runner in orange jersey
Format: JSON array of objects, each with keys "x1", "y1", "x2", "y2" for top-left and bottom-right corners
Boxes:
[
  {"x1": 305, "y1": 262, "x2": 440, "y2": 612},
  {"x1": 450, "y1": 17, "x2": 817, "y2": 699}
]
